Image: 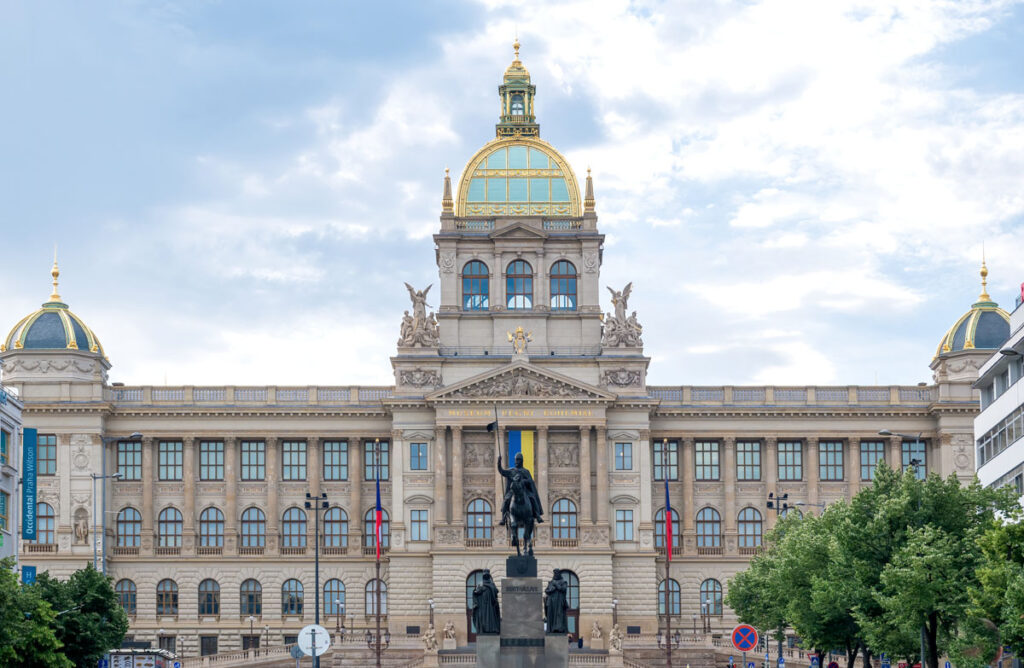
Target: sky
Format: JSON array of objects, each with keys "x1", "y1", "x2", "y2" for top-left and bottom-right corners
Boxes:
[{"x1": 2, "y1": 0, "x2": 1024, "y2": 388}]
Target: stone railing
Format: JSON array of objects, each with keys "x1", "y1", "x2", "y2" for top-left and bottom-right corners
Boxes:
[
  {"x1": 178, "y1": 644, "x2": 312, "y2": 667},
  {"x1": 649, "y1": 385, "x2": 935, "y2": 407},
  {"x1": 105, "y1": 385, "x2": 393, "y2": 406}
]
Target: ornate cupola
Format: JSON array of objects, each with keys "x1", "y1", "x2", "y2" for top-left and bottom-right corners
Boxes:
[{"x1": 496, "y1": 40, "x2": 539, "y2": 138}]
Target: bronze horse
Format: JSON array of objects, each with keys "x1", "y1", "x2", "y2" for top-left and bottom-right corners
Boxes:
[{"x1": 507, "y1": 470, "x2": 535, "y2": 556}]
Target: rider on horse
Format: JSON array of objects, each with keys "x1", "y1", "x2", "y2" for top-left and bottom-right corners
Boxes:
[{"x1": 497, "y1": 452, "x2": 545, "y2": 527}]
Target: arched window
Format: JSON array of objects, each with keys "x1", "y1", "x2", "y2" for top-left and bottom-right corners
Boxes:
[
  {"x1": 198, "y1": 579, "x2": 220, "y2": 616},
  {"x1": 157, "y1": 579, "x2": 179, "y2": 616},
  {"x1": 364, "y1": 508, "x2": 390, "y2": 548},
  {"x1": 738, "y1": 507, "x2": 763, "y2": 548},
  {"x1": 700, "y1": 579, "x2": 724, "y2": 616},
  {"x1": 34, "y1": 502, "x2": 55, "y2": 544},
  {"x1": 199, "y1": 507, "x2": 224, "y2": 547},
  {"x1": 696, "y1": 507, "x2": 722, "y2": 548},
  {"x1": 658, "y1": 579, "x2": 681, "y2": 616},
  {"x1": 241, "y1": 507, "x2": 266, "y2": 547},
  {"x1": 563, "y1": 570, "x2": 581, "y2": 641},
  {"x1": 462, "y1": 261, "x2": 489, "y2": 311},
  {"x1": 117, "y1": 507, "x2": 142, "y2": 547},
  {"x1": 116, "y1": 579, "x2": 137, "y2": 615},
  {"x1": 366, "y1": 579, "x2": 387, "y2": 616},
  {"x1": 654, "y1": 508, "x2": 680, "y2": 550},
  {"x1": 466, "y1": 570, "x2": 486, "y2": 640},
  {"x1": 549, "y1": 260, "x2": 578, "y2": 311},
  {"x1": 282, "y1": 579, "x2": 304, "y2": 616},
  {"x1": 552, "y1": 498, "x2": 578, "y2": 540},
  {"x1": 240, "y1": 579, "x2": 262, "y2": 616},
  {"x1": 325, "y1": 579, "x2": 345, "y2": 616},
  {"x1": 506, "y1": 260, "x2": 533, "y2": 309},
  {"x1": 282, "y1": 507, "x2": 307, "y2": 548},
  {"x1": 467, "y1": 499, "x2": 492, "y2": 540},
  {"x1": 510, "y1": 93, "x2": 525, "y2": 115},
  {"x1": 158, "y1": 507, "x2": 183, "y2": 547},
  {"x1": 324, "y1": 507, "x2": 349, "y2": 548}
]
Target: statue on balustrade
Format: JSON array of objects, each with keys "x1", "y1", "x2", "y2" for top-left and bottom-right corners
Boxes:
[
  {"x1": 472, "y1": 569, "x2": 501, "y2": 635},
  {"x1": 544, "y1": 569, "x2": 569, "y2": 634}
]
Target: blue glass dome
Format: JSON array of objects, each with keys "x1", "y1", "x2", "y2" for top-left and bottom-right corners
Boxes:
[
  {"x1": 2, "y1": 263, "x2": 104, "y2": 355},
  {"x1": 935, "y1": 265, "x2": 1009, "y2": 357}
]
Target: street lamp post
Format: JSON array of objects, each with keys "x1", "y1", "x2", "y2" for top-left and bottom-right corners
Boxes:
[
  {"x1": 263, "y1": 625, "x2": 270, "y2": 654},
  {"x1": 305, "y1": 492, "x2": 329, "y2": 668},
  {"x1": 94, "y1": 432, "x2": 142, "y2": 575},
  {"x1": 247, "y1": 615, "x2": 255, "y2": 654}
]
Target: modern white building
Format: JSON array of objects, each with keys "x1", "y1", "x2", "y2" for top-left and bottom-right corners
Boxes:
[
  {"x1": 974, "y1": 279, "x2": 1024, "y2": 498},
  {"x1": 0, "y1": 383, "x2": 23, "y2": 562}
]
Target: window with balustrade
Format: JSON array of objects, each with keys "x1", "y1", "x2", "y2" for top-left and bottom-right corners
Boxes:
[
  {"x1": 324, "y1": 507, "x2": 348, "y2": 547},
  {"x1": 654, "y1": 440, "x2": 679, "y2": 481},
  {"x1": 198, "y1": 579, "x2": 220, "y2": 616},
  {"x1": 116, "y1": 579, "x2": 137, "y2": 615},
  {"x1": 325, "y1": 579, "x2": 345, "y2": 615},
  {"x1": 819, "y1": 441, "x2": 844, "y2": 480},
  {"x1": 117, "y1": 507, "x2": 141, "y2": 547},
  {"x1": 658, "y1": 579, "x2": 681, "y2": 615},
  {"x1": 778, "y1": 441, "x2": 803, "y2": 481},
  {"x1": 738, "y1": 507, "x2": 763, "y2": 548},
  {"x1": 38, "y1": 434, "x2": 57, "y2": 475},
  {"x1": 366, "y1": 579, "x2": 387, "y2": 616},
  {"x1": 199, "y1": 507, "x2": 224, "y2": 547},
  {"x1": 33, "y1": 502, "x2": 55, "y2": 544},
  {"x1": 462, "y1": 260, "x2": 490, "y2": 310},
  {"x1": 240, "y1": 441, "x2": 265, "y2": 481},
  {"x1": 158, "y1": 507, "x2": 182, "y2": 547},
  {"x1": 281, "y1": 579, "x2": 304, "y2": 616},
  {"x1": 700, "y1": 579, "x2": 723, "y2": 616},
  {"x1": 695, "y1": 441, "x2": 720, "y2": 480},
  {"x1": 860, "y1": 441, "x2": 885, "y2": 481},
  {"x1": 323, "y1": 441, "x2": 348, "y2": 480},
  {"x1": 552, "y1": 498, "x2": 578, "y2": 540},
  {"x1": 506, "y1": 260, "x2": 533, "y2": 309},
  {"x1": 157, "y1": 579, "x2": 178, "y2": 616},
  {"x1": 655, "y1": 508, "x2": 680, "y2": 550},
  {"x1": 241, "y1": 507, "x2": 266, "y2": 547},
  {"x1": 117, "y1": 440, "x2": 141, "y2": 480},
  {"x1": 737, "y1": 441, "x2": 761, "y2": 481},
  {"x1": 696, "y1": 507, "x2": 722, "y2": 548},
  {"x1": 200, "y1": 441, "x2": 224, "y2": 480},
  {"x1": 364, "y1": 508, "x2": 390, "y2": 548},
  {"x1": 240, "y1": 579, "x2": 262, "y2": 615},
  {"x1": 467, "y1": 499, "x2": 492, "y2": 540},
  {"x1": 282, "y1": 507, "x2": 307, "y2": 548},
  {"x1": 550, "y1": 260, "x2": 577, "y2": 310},
  {"x1": 158, "y1": 441, "x2": 183, "y2": 481},
  {"x1": 282, "y1": 441, "x2": 307, "y2": 481}
]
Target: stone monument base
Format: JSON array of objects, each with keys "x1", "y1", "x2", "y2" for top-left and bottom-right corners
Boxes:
[{"x1": 442, "y1": 637, "x2": 456, "y2": 651}]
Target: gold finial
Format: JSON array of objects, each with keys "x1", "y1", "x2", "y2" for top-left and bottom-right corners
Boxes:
[
  {"x1": 513, "y1": 39, "x2": 520, "y2": 61},
  {"x1": 979, "y1": 257, "x2": 990, "y2": 301},
  {"x1": 50, "y1": 247, "x2": 62, "y2": 302}
]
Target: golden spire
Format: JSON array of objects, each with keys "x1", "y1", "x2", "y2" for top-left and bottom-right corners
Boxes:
[
  {"x1": 441, "y1": 167, "x2": 454, "y2": 213},
  {"x1": 50, "y1": 247, "x2": 62, "y2": 302},
  {"x1": 979, "y1": 256, "x2": 991, "y2": 302},
  {"x1": 513, "y1": 38, "x2": 520, "y2": 61},
  {"x1": 584, "y1": 167, "x2": 595, "y2": 213}
]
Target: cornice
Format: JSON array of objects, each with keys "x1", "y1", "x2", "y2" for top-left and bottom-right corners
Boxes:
[{"x1": 652, "y1": 406, "x2": 935, "y2": 419}]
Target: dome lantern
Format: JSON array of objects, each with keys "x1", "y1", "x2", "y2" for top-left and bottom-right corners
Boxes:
[{"x1": 497, "y1": 40, "x2": 539, "y2": 139}]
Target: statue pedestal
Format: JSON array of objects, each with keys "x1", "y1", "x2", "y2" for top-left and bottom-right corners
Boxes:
[{"x1": 442, "y1": 638, "x2": 456, "y2": 651}]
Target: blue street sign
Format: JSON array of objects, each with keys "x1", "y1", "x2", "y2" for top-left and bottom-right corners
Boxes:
[
  {"x1": 779, "y1": 658, "x2": 786, "y2": 667},
  {"x1": 945, "y1": 662, "x2": 951, "y2": 668},
  {"x1": 22, "y1": 565, "x2": 36, "y2": 585},
  {"x1": 97, "y1": 660, "x2": 108, "y2": 668},
  {"x1": 749, "y1": 662, "x2": 756, "y2": 668},
  {"x1": 812, "y1": 657, "x2": 819, "y2": 667},
  {"x1": 881, "y1": 662, "x2": 891, "y2": 668},
  {"x1": 173, "y1": 663, "x2": 182, "y2": 668}
]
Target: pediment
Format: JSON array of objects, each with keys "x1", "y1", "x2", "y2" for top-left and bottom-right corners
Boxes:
[
  {"x1": 488, "y1": 222, "x2": 548, "y2": 240},
  {"x1": 427, "y1": 362, "x2": 614, "y2": 403}
]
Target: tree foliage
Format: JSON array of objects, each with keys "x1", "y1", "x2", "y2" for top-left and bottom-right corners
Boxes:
[{"x1": 0, "y1": 558, "x2": 72, "y2": 668}]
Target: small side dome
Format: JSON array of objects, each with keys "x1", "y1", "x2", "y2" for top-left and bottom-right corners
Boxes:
[
  {"x1": 2, "y1": 260, "x2": 105, "y2": 355},
  {"x1": 935, "y1": 262, "x2": 1010, "y2": 358}
]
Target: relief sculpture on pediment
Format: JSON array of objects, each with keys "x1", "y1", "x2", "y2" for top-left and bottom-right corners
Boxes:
[{"x1": 454, "y1": 369, "x2": 580, "y2": 398}]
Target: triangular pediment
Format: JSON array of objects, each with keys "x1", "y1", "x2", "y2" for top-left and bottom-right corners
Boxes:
[
  {"x1": 488, "y1": 221, "x2": 548, "y2": 240},
  {"x1": 427, "y1": 361, "x2": 614, "y2": 402}
]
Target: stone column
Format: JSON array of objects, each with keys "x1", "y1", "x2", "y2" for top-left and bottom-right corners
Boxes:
[
  {"x1": 723, "y1": 437, "x2": 737, "y2": 532},
  {"x1": 888, "y1": 435, "x2": 902, "y2": 474},
  {"x1": 595, "y1": 426, "x2": 609, "y2": 524},
  {"x1": 308, "y1": 437, "x2": 321, "y2": 498},
  {"x1": 391, "y1": 430, "x2": 405, "y2": 548},
  {"x1": 681, "y1": 437, "x2": 695, "y2": 533},
  {"x1": 536, "y1": 426, "x2": 549, "y2": 513},
  {"x1": 266, "y1": 437, "x2": 279, "y2": 550},
  {"x1": 806, "y1": 437, "x2": 819, "y2": 509},
  {"x1": 849, "y1": 439, "x2": 861, "y2": 496},
  {"x1": 435, "y1": 427, "x2": 449, "y2": 525},
  {"x1": 182, "y1": 437, "x2": 196, "y2": 553},
  {"x1": 638, "y1": 430, "x2": 653, "y2": 527},
  {"x1": 764, "y1": 437, "x2": 777, "y2": 530},
  {"x1": 350, "y1": 440, "x2": 363, "y2": 545},
  {"x1": 141, "y1": 436, "x2": 155, "y2": 543},
  {"x1": 224, "y1": 437, "x2": 238, "y2": 554},
  {"x1": 579, "y1": 426, "x2": 593, "y2": 524},
  {"x1": 451, "y1": 427, "x2": 464, "y2": 525}
]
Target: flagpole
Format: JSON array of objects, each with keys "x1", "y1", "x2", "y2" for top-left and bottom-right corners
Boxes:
[{"x1": 375, "y1": 437, "x2": 382, "y2": 668}]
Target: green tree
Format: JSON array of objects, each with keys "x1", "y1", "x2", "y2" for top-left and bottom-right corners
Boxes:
[
  {"x1": 0, "y1": 558, "x2": 72, "y2": 668},
  {"x1": 36, "y1": 565, "x2": 129, "y2": 668}
]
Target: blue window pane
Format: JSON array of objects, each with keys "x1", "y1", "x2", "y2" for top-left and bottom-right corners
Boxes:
[
  {"x1": 551, "y1": 178, "x2": 570, "y2": 202},
  {"x1": 508, "y1": 178, "x2": 528, "y2": 201},
  {"x1": 486, "y1": 178, "x2": 506, "y2": 202},
  {"x1": 509, "y1": 146, "x2": 528, "y2": 168},
  {"x1": 486, "y1": 149, "x2": 507, "y2": 169},
  {"x1": 529, "y1": 148, "x2": 549, "y2": 168},
  {"x1": 468, "y1": 178, "x2": 485, "y2": 201},
  {"x1": 530, "y1": 178, "x2": 548, "y2": 201}
]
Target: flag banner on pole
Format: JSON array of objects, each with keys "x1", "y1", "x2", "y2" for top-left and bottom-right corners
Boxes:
[
  {"x1": 664, "y1": 477, "x2": 673, "y2": 562},
  {"x1": 375, "y1": 465, "x2": 383, "y2": 562},
  {"x1": 506, "y1": 430, "x2": 535, "y2": 475}
]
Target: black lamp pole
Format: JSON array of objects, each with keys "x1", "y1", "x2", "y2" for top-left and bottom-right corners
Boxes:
[{"x1": 305, "y1": 492, "x2": 329, "y2": 668}]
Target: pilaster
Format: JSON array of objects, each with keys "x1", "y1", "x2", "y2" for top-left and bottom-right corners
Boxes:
[
  {"x1": 764, "y1": 437, "x2": 777, "y2": 530},
  {"x1": 536, "y1": 426, "x2": 549, "y2": 517},
  {"x1": 595, "y1": 426, "x2": 609, "y2": 524},
  {"x1": 266, "y1": 437, "x2": 279, "y2": 552},
  {"x1": 308, "y1": 437, "x2": 321, "y2": 499},
  {"x1": 849, "y1": 439, "x2": 861, "y2": 496},
  {"x1": 806, "y1": 437, "x2": 819, "y2": 509},
  {"x1": 434, "y1": 426, "x2": 448, "y2": 524},
  {"x1": 224, "y1": 437, "x2": 238, "y2": 555},
  {"x1": 350, "y1": 441, "x2": 363, "y2": 545},
  {"x1": 580, "y1": 425, "x2": 592, "y2": 524},
  {"x1": 141, "y1": 436, "x2": 155, "y2": 541},
  {"x1": 182, "y1": 436, "x2": 196, "y2": 555},
  {"x1": 451, "y1": 427, "x2": 464, "y2": 526},
  {"x1": 681, "y1": 437, "x2": 695, "y2": 533}
]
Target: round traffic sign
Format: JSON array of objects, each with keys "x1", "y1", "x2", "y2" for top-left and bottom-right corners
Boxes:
[
  {"x1": 829, "y1": 662, "x2": 840, "y2": 668},
  {"x1": 298, "y1": 624, "x2": 331, "y2": 657},
  {"x1": 779, "y1": 658, "x2": 786, "y2": 667},
  {"x1": 732, "y1": 625, "x2": 760, "y2": 652}
]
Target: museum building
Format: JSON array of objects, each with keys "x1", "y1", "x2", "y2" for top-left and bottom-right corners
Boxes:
[{"x1": 0, "y1": 45, "x2": 1011, "y2": 658}]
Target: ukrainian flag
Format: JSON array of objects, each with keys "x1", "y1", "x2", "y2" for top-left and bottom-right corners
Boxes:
[{"x1": 507, "y1": 430, "x2": 535, "y2": 475}]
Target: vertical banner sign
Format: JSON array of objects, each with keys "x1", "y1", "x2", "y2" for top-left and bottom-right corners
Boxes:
[
  {"x1": 507, "y1": 430, "x2": 535, "y2": 475},
  {"x1": 22, "y1": 428, "x2": 37, "y2": 540},
  {"x1": 21, "y1": 565, "x2": 36, "y2": 585}
]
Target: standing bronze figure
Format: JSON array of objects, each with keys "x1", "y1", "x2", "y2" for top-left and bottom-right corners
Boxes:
[
  {"x1": 544, "y1": 569, "x2": 569, "y2": 634},
  {"x1": 472, "y1": 569, "x2": 501, "y2": 634}
]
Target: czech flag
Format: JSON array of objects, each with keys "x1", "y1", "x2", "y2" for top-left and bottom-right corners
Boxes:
[
  {"x1": 664, "y1": 477, "x2": 673, "y2": 562},
  {"x1": 507, "y1": 430, "x2": 535, "y2": 475},
  {"x1": 375, "y1": 464, "x2": 383, "y2": 562}
]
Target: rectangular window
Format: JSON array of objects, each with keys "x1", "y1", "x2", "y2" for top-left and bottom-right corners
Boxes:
[
  {"x1": 323, "y1": 441, "x2": 348, "y2": 480},
  {"x1": 614, "y1": 443, "x2": 633, "y2": 471},
  {"x1": 778, "y1": 441, "x2": 803, "y2": 481},
  {"x1": 0, "y1": 491, "x2": 8, "y2": 531},
  {"x1": 199, "y1": 441, "x2": 224, "y2": 481},
  {"x1": 38, "y1": 434, "x2": 57, "y2": 475},
  {"x1": 695, "y1": 441, "x2": 720, "y2": 480},
  {"x1": 159, "y1": 636, "x2": 176, "y2": 654},
  {"x1": 819, "y1": 441, "x2": 844, "y2": 481},
  {"x1": 240, "y1": 441, "x2": 265, "y2": 481},
  {"x1": 860, "y1": 441, "x2": 885, "y2": 481},
  {"x1": 654, "y1": 440, "x2": 679, "y2": 481},
  {"x1": 282, "y1": 441, "x2": 307, "y2": 481},
  {"x1": 615, "y1": 509, "x2": 634, "y2": 541},
  {"x1": 736, "y1": 441, "x2": 761, "y2": 481},
  {"x1": 117, "y1": 441, "x2": 142, "y2": 480},
  {"x1": 410, "y1": 509, "x2": 429, "y2": 541},
  {"x1": 409, "y1": 443, "x2": 428, "y2": 471},
  {"x1": 158, "y1": 441, "x2": 183, "y2": 481},
  {"x1": 902, "y1": 441, "x2": 927, "y2": 480},
  {"x1": 364, "y1": 441, "x2": 390, "y2": 480},
  {"x1": 0, "y1": 429, "x2": 8, "y2": 465},
  {"x1": 200, "y1": 636, "x2": 218, "y2": 657}
]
